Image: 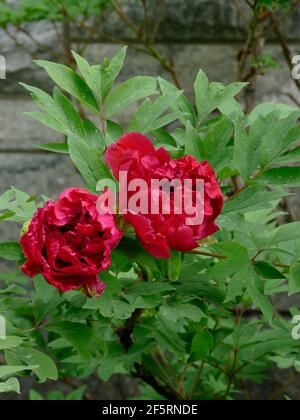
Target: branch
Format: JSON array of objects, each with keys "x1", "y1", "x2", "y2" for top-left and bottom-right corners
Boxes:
[
  {"x1": 133, "y1": 364, "x2": 180, "y2": 400},
  {"x1": 229, "y1": 0, "x2": 249, "y2": 23},
  {"x1": 116, "y1": 309, "x2": 180, "y2": 400},
  {"x1": 271, "y1": 15, "x2": 300, "y2": 91},
  {"x1": 190, "y1": 249, "x2": 290, "y2": 271},
  {"x1": 117, "y1": 308, "x2": 143, "y2": 350},
  {"x1": 109, "y1": 0, "x2": 181, "y2": 88}
]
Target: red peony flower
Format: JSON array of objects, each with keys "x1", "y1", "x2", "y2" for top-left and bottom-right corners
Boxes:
[
  {"x1": 105, "y1": 133, "x2": 223, "y2": 259},
  {"x1": 20, "y1": 188, "x2": 123, "y2": 296}
]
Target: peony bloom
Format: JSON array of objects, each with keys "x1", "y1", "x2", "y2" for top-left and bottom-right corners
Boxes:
[
  {"x1": 105, "y1": 133, "x2": 223, "y2": 259},
  {"x1": 20, "y1": 188, "x2": 123, "y2": 296}
]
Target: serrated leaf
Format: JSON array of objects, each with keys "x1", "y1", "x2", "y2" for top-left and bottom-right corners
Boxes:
[
  {"x1": 185, "y1": 123, "x2": 203, "y2": 161},
  {"x1": 191, "y1": 330, "x2": 214, "y2": 360},
  {"x1": 105, "y1": 76, "x2": 157, "y2": 118},
  {"x1": 246, "y1": 272, "x2": 273, "y2": 324},
  {"x1": 256, "y1": 167, "x2": 300, "y2": 187},
  {"x1": 254, "y1": 261, "x2": 286, "y2": 279},
  {"x1": 129, "y1": 92, "x2": 183, "y2": 133},
  {"x1": 45, "y1": 321, "x2": 104, "y2": 360},
  {"x1": 202, "y1": 116, "x2": 233, "y2": 167},
  {"x1": 158, "y1": 77, "x2": 196, "y2": 125},
  {"x1": 223, "y1": 186, "x2": 284, "y2": 214},
  {"x1": 194, "y1": 70, "x2": 246, "y2": 122},
  {"x1": 275, "y1": 146, "x2": 300, "y2": 164},
  {"x1": 68, "y1": 134, "x2": 111, "y2": 187},
  {"x1": 35, "y1": 60, "x2": 99, "y2": 113}
]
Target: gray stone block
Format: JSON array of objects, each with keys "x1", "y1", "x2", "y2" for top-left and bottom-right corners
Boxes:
[
  {"x1": 0, "y1": 153, "x2": 83, "y2": 197},
  {"x1": 0, "y1": 96, "x2": 64, "y2": 150},
  {"x1": 1, "y1": 0, "x2": 299, "y2": 46}
]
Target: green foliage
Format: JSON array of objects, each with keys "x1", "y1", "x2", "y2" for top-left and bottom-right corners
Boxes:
[
  {"x1": 0, "y1": 0, "x2": 109, "y2": 27},
  {"x1": 1, "y1": 48, "x2": 300, "y2": 401}
]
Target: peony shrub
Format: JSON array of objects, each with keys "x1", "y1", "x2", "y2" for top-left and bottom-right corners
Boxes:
[{"x1": 1, "y1": 48, "x2": 300, "y2": 400}]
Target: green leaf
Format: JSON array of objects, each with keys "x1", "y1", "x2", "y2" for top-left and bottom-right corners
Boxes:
[
  {"x1": 259, "y1": 113, "x2": 300, "y2": 167},
  {"x1": 105, "y1": 120, "x2": 124, "y2": 146},
  {"x1": 0, "y1": 365, "x2": 39, "y2": 379},
  {"x1": 24, "y1": 111, "x2": 66, "y2": 134},
  {"x1": 20, "y1": 82, "x2": 60, "y2": 118},
  {"x1": 45, "y1": 321, "x2": 103, "y2": 360},
  {"x1": 35, "y1": 60, "x2": 99, "y2": 113},
  {"x1": 68, "y1": 134, "x2": 111, "y2": 187},
  {"x1": 0, "y1": 242, "x2": 22, "y2": 261},
  {"x1": 275, "y1": 146, "x2": 300, "y2": 164},
  {"x1": 126, "y1": 282, "x2": 175, "y2": 297},
  {"x1": 288, "y1": 260, "x2": 300, "y2": 296},
  {"x1": 129, "y1": 91, "x2": 183, "y2": 133},
  {"x1": 185, "y1": 123, "x2": 203, "y2": 161},
  {"x1": 152, "y1": 128, "x2": 177, "y2": 147},
  {"x1": 256, "y1": 167, "x2": 300, "y2": 187},
  {"x1": 117, "y1": 237, "x2": 160, "y2": 274},
  {"x1": 66, "y1": 386, "x2": 87, "y2": 401},
  {"x1": 191, "y1": 330, "x2": 214, "y2": 360},
  {"x1": 35, "y1": 143, "x2": 69, "y2": 154},
  {"x1": 226, "y1": 271, "x2": 246, "y2": 302},
  {"x1": 29, "y1": 390, "x2": 45, "y2": 400},
  {"x1": 233, "y1": 124, "x2": 259, "y2": 180},
  {"x1": 209, "y1": 242, "x2": 249, "y2": 282},
  {"x1": 202, "y1": 117, "x2": 233, "y2": 167},
  {"x1": 113, "y1": 300, "x2": 135, "y2": 320},
  {"x1": 158, "y1": 77, "x2": 196, "y2": 125},
  {"x1": 71, "y1": 51, "x2": 101, "y2": 100},
  {"x1": 167, "y1": 251, "x2": 182, "y2": 281},
  {"x1": 249, "y1": 102, "x2": 300, "y2": 125},
  {"x1": 246, "y1": 272, "x2": 273, "y2": 324},
  {"x1": 0, "y1": 188, "x2": 37, "y2": 223},
  {"x1": 254, "y1": 261, "x2": 286, "y2": 279},
  {"x1": 223, "y1": 185, "x2": 284, "y2": 214},
  {"x1": 73, "y1": 48, "x2": 128, "y2": 104},
  {"x1": 53, "y1": 87, "x2": 84, "y2": 136},
  {"x1": 34, "y1": 275, "x2": 59, "y2": 303},
  {"x1": 194, "y1": 70, "x2": 246, "y2": 122},
  {"x1": 0, "y1": 378, "x2": 20, "y2": 394},
  {"x1": 0, "y1": 337, "x2": 24, "y2": 351},
  {"x1": 105, "y1": 76, "x2": 157, "y2": 118},
  {"x1": 272, "y1": 222, "x2": 300, "y2": 244},
  {"x1": 19, "y1": 348, "x2": 58, "y2": 383},
  {"x1": 100, "y1": 47, "x2": 127, "y2": 100},
  {"x1": 160, "y1": 303, "x2": 203, "y2": 323},
  {"x1": 233, "y1": 111, "x2": 292, "y2": 180},
  {"x1": 71, "y1": 52, "x2": 92, "y2": 87}
]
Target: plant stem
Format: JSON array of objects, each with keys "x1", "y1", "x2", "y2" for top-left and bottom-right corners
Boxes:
[
  {"x1": 116, "y1": 309, "x2": 180, "y2": 400},
  {"x1": 109, "y1": 0, "x2": 181, "y2": 88},
  {"x1": 191, "y1": 359, "x2": 205, "y2": 397},
  {"x1": 117, "y1": 308, "x2": 143, "y2": 350},
  {"x1": 190, "y1": 249, "x2": 290, "y2": 271}
]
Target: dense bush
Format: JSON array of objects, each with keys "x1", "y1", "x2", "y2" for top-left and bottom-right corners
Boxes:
[{"x1": 1, "y1": 46, "x2": 300, "y2": 400}]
